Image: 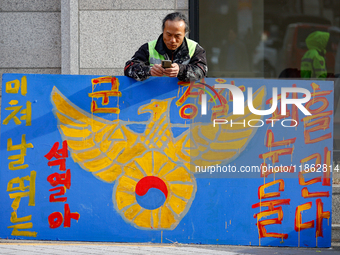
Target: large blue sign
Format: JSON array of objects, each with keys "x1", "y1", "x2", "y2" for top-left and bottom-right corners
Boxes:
[{"x1": 0, "y1": 74, "x2": 334, "y2": 247}]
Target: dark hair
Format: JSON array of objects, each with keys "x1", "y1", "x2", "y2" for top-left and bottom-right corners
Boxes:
[{"x1": 162, "y1": 12, "x2": 189, "y2": 33}]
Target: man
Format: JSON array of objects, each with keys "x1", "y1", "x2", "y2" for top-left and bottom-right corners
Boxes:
[
  {"x1": 124, "y1": 12, "x2": 207, "y2": 82},
  {"x1": 300, "y1": 31, "x2": 330, "y2": 79}
]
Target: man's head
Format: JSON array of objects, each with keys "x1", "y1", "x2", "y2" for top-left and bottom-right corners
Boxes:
[{"x1": 162, "y1": 12, "x2": 189, "y2": 51}]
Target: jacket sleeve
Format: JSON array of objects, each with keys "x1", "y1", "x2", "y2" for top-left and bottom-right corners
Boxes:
[
  {"x1": 124, "y1": 43, "x2": 152, "y2": 81},
  {"x1": 177, "y1": 44, "x2": 208, "y2": 82}
]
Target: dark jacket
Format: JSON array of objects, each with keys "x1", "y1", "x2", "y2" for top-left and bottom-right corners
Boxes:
[{"x1": 124, "y1": 34, "x2": 208, "y2": 82}]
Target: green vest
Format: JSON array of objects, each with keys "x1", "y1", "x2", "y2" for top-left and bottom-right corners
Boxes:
[
  {"x1": 301, "y1": 49, "x2": 327, "y2": 79},
  {"x1": 148, "y1": 38, "x2": 197, "y2": 66},
  {"x1": 300, "y1": 31, "x2": 329, "y2": 79}
]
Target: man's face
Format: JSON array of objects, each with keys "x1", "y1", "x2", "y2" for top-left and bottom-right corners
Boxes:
[{"x1": 163, "y1": 20, "x2": 186, "y2": 51}]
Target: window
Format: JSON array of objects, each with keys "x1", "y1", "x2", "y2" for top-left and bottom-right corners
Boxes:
[
  {"x1": 189, "y1": 0, "x2": 340, "y2": 151},
  {"x1": 190, "y1": 0, "x2": 340, "y2": 78}
]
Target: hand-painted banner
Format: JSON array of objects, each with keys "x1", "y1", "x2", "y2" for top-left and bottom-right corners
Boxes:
[{"x1": 0, "y1": 74, "x2": 333, "y2": 247}]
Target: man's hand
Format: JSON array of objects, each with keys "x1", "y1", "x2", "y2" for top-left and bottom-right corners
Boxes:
[
  {"x1": 164, "y1": 63, "x2": 179, "y2": 78},
  {"x1": 150, "y1": 64, "x2": 165, "y2": 77}
]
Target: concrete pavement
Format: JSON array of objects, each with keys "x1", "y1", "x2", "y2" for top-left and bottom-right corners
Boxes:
[{"x1": 0, "y1": 240, "x2": 340, "y2": 255}]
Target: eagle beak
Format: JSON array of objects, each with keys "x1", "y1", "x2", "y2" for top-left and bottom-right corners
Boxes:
[{"x1": 138, "y1": 105, "x2": 152, "y2": 115}]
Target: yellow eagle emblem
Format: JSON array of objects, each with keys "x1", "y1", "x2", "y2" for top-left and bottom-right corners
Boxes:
[{"x1": 51, "y1": 78, "x2": 265, "y2": 230}]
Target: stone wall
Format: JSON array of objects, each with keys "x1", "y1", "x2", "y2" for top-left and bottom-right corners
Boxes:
[
  {"x1": 63, "y1": 0, "x2": 188, "y2": 75},
  {"x1": 0, "y1": 0, "x2": 189, "y2": 105},
  {"x1": 0, "y1": 0, "x2": 62, "y2": 103}
]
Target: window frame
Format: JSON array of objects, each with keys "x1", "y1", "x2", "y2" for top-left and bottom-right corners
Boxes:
[{"x1": 188, "y1": 0, "x2": 199, "y2": 42}]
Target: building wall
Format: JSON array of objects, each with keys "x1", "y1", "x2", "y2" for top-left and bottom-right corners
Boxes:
[
  {"x1": 0, "y1": 0, "x2": 62, "y2": 96},
  {"x1": 0, "y1": 0, "x2": 189, "y2": 104},
  {"x1": 76, "y1": 0, "x2": 188, "y2": 76}
]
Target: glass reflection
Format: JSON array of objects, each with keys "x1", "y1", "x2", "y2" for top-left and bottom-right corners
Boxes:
[{"x1": 197, "y1": 0, "x2": 340, "y2": 170}]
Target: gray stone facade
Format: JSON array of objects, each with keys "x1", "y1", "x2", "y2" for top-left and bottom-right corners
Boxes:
[
  {"x1": 0, "y1": 0, "x2": 188, "y2": 100},
  {"x1": 0, "y1": 0, "x2": 62, "y2": 90},
  {"x1": 76, "y1": 0, "x2": 188, "y2": 76}
]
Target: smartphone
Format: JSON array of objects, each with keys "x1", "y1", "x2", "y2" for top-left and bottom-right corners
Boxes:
[{"x1": 161, "y1": 60, "x2": 172, "y2": 68}]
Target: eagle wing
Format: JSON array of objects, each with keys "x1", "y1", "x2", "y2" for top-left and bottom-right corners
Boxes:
[
  {"x1": 51, "y1": 87, "x2": 146, "y2": 183},
  {"x1": 173, "y1": 86, "x2": 267, "y2": 170}
]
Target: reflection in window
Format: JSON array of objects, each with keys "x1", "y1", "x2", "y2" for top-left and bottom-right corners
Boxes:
[
  {"x1": 194, "y1": 0, "x2": 340, "y2": 158},
  {"x1": 197, "y1": 0, "x2": 340, "y2": 79},
  {"x1": 199, "y1": 0, "x2": 263, "y2": 78}
]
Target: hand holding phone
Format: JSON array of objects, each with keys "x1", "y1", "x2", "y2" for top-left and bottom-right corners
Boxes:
[
  {"x1": 163, "y1": 63, "x2": 179, "y2": 78},
  {"x1": 162, "y1": 60, "x2": 172, "y2": 68}
]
